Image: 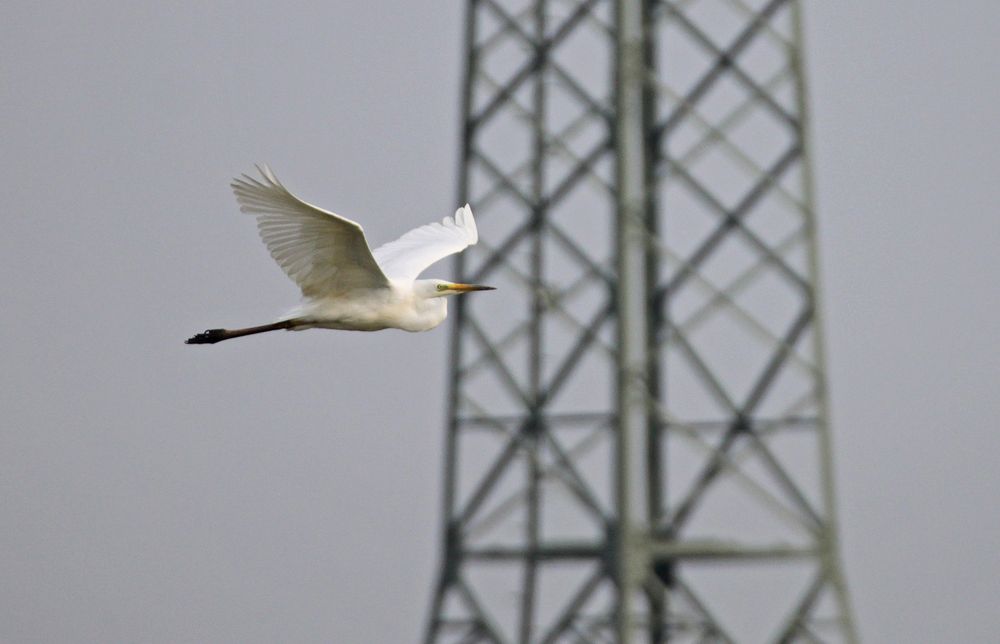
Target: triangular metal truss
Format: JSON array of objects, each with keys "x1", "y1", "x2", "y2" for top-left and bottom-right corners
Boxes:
[{"x1": 426, "y1": 1, "x2": 857, "y2": 642}]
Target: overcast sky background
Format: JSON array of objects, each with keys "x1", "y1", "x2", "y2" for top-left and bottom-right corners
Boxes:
[{"x1": 2, "y1": 2, "x2": 998, "y2": 642}]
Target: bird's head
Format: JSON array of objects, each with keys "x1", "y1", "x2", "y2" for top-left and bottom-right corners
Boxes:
[{"x1": 418, "y1": 279, "x2": 496, "y2": 299}]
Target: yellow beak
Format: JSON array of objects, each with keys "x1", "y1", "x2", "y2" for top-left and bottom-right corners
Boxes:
[{"x1": 450, "y1": 283, "x2": 496, "y2": 292}]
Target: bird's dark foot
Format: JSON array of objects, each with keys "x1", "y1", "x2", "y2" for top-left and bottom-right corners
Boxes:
[{"x1": 185, "y1": 329, "x2": 228, "y2": 345}]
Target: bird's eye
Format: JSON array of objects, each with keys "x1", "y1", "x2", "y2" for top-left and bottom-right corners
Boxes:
[{"x1": 437, "y1": 284, "x2": 449, "y2": 291}]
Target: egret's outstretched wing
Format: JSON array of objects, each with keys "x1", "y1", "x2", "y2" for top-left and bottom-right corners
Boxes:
[
  {"x1": 373, "y1": 205, "x2": 479, "y2": 282},
  {"x1": 231, "y1": 166, "x2": 390, "y2": 297}
]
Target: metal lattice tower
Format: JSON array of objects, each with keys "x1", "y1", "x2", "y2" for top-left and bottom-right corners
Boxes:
[{"x1": 425, "y1": 1, "x2": 857, "y2": 642}]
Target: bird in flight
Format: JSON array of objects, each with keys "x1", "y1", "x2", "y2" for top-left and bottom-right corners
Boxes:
[{"x1": 186, "y1": 165, "x2": 493, "y2": 345}]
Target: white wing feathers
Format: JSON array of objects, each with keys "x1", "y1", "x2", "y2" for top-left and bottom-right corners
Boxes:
[
  {"x1": 231, "y1": 165, "x2": 479, "y2": 294},
  {"x1": 231, "y1": 166, "x2": 390, "y2": 297},
  {"x1": 373, "y1": 204, "x2": 479, "y2": 282}
]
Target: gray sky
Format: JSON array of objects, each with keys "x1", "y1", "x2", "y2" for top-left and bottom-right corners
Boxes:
[{"x1": 2, "y1": 2, "x2": 998, "y2": 642}]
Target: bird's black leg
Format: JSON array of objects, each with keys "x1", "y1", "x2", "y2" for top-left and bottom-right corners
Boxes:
[{"x1": 185, "y1": 320, "x2": 295, "y2": 345}]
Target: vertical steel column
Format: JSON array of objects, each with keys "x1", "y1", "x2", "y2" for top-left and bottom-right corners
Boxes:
[{"x1": 614, "y1": 0, "x2": 652, "y2": 641}]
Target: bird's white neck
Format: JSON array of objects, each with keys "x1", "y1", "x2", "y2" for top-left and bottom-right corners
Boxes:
[{"x1": 406, "y1": 291, "x2": 448, "y2": 331}]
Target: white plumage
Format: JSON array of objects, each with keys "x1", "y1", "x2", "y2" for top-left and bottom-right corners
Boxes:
[
  {"x1": 186, "y1": 165, "x2": 493, "y2": 345},
  {"x1": 373, "y1": 202, "x2": 478, "y2": 282}
]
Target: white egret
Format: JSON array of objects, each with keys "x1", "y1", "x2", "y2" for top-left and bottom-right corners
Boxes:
[{"x1": 186, "y1": 165, "x2": 493, "y2": 345}]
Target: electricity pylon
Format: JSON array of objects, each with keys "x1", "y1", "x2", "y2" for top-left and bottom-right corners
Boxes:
[{"x1": 425, "y1": 1, "x2": 857, "y2": 641}]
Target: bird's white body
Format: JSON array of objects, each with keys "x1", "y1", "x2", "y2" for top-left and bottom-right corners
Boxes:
[
  {"x1": 186, "y1": 165, "x2": 492, "y2": 345},
  {"x1": 286, "y1": 280, "x2": 448, "y2": 333}
]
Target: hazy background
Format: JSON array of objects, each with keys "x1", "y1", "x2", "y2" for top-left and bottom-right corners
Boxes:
[{"x1": 2, "y1": 2, "x2": 998, "y2": 642}]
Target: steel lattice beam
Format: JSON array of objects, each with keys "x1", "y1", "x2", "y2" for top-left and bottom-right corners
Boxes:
[{"x1": 426, "y1": 1, "x2": 857, "y2": 642}]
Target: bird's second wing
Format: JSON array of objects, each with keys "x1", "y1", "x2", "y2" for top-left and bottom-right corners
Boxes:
[
  {"x1": 372, "y1": 204, "x2": 479, "y2": 282},
  {"x1": 231, "y1": 166, "x2": 390, "y2": 297}
]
